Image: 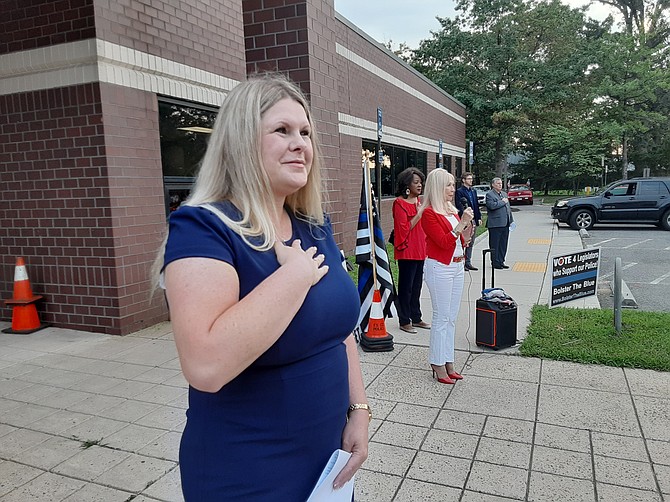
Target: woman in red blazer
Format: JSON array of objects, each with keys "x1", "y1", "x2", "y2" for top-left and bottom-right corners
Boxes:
[
  {"x1": 420, "y1": 169, "x2": 474, "y2": 384},
  {"x1": 392, "y1": 167, "x2": 429, "y2": 334}
]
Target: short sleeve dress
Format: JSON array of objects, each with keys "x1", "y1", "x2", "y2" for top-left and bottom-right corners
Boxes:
[{"x1": 163, "y1": 202, "x2": 360, "y2": 501}]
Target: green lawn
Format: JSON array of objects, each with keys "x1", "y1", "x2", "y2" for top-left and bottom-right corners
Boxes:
[{"x1": 520, "y1": 305, "x2": 670, "y2": 371}]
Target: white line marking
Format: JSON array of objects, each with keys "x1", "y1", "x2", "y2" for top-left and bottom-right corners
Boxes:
[
  {"x1": 592, "y1": 238, "x2": 616, "y2": 247},
  {"x1": 650, "y1": 271, "x2": 670, "y2": 285},
  {"x1": 600, "y1": 262, "x2": 638, "y2": 279},
  {"x1": 622, "y1": 239, "x2": 652, "y2": 249}
]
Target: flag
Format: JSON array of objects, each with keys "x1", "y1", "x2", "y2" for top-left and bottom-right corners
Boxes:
[{"x1": 354, "y1": 172, "x2": 396, "y2": 341}]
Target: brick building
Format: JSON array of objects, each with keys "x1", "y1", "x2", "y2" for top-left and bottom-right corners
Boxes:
[{"x1": 0, "y1": 0, "x2": 466, "y2": 335}]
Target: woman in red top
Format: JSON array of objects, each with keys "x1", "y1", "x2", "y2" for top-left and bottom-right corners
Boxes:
[
  {"x1": 392, "y1": 168, "x2": 429, "y2": 334},
  {"x1": 419, "y1": 169, "x2": 474, "y2": 384}
]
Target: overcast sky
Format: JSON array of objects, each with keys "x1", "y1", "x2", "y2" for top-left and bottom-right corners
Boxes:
[{"x1": 334, "y1": 0, "x2": 619, "y2": 50}]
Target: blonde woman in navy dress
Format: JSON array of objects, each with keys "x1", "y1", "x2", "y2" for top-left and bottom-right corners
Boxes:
[{"x1": 154, "y1": 75, "x2": 369, "y2": 500}]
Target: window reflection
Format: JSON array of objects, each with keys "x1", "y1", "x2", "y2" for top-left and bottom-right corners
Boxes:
[
  {"x1": 158, "y1": 98, "x2": 218, "y2": 216},
  {"x1": 362, "y1": 141, "x2": 427, "y2": 197}
]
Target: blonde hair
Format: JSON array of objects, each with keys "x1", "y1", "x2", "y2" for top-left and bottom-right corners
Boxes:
[
  {"x1": 419, "y1": 169, "x2": 458, "y2": 216},
  {"x1": 151, "y1": 74, "x2": 325, "y2": 288}
]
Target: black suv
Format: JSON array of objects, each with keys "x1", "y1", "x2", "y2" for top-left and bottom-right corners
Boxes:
[{"x1": 551, "y1": 177, "x2": 670, "y2": 231}]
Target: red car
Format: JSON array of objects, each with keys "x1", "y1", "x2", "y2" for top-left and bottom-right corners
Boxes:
[{"x1": 508, "y1": 185, "x2": 533, "y2": 205}]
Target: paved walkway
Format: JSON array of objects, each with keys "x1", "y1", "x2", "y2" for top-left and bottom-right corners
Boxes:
[{"x1": 1, "y1": 205, "x2": 668, "y2": 501}]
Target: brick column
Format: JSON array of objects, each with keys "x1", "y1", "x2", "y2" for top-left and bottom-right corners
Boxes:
[{"x1": 242, "y1": 0, "x2": 343, "y2": 242}]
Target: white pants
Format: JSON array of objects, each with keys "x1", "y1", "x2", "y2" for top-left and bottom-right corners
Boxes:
[{"x1": 424, "y1": 257, "x2": 464, "y2": 365}]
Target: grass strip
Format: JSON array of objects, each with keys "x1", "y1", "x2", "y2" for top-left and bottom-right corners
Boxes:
[{"x1": 520, "y1": 304, "x2": 670, "y2": 371}]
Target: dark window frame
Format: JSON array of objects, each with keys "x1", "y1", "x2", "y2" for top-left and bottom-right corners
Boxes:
[
  {"x1": 363, "y1": 140, "x2": 427, "y2": 198},
  {"x1": 158, "y1": 96, "x2": 218, "y2": 216}
]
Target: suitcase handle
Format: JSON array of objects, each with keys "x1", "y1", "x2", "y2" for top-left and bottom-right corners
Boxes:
[{"x1": 482, "y1": 249, "x2": 494, "y2": 290}]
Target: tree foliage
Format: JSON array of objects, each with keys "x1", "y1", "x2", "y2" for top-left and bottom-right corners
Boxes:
[
  {"x1": 591, "y1": 32, "x2": 669, "y2": 179},
  {"x1": 596, "y1": 0, "x2": 670, "y2": 48},
  {"x1": 409, "y1": 0, "x2": 670, "y2": 187}
]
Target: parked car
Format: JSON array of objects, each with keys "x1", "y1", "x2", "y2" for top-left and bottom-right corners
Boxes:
[
  {"x1": 508, "y1": 184, "x2": 533, "y2": 205},
  {"x1": 551, "y1": 177, "x2": 670, "y2": 230},
  {"x1": 473, "y1": 184, "x2": 490, "y2": 206}
]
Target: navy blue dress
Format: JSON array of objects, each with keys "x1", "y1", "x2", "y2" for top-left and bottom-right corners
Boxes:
[{"x1": 163, "y1": 203, "x2": 360, "y2": 501}]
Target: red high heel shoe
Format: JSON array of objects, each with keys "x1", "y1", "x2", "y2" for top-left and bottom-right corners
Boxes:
[
  {"x1": 431, "y1": 366, "x2": 455, "y2": 385},
  {"x1": 447, "y1": 371, "x2": 463, "y2": 380}
]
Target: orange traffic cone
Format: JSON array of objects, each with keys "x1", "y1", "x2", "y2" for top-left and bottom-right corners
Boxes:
[
  {"x1": 2, "y1": 257, "x2": 47, "y2": 334},
  {"x1": 365, "y1": 290, "x2": 388, "y2": 338},
  {"x1": 360, "y1": 290, "x2": 394, "y2": 352}
]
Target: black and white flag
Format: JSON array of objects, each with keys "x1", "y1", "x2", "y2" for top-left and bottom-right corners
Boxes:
[{"x1": 354, "y1": 166, "x2": 396, "y2": 340}]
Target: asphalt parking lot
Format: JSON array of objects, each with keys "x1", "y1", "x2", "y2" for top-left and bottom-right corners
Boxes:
[
  {"x1": 512, "y1": 204, "x2": 669, "y2": 312},
  {"x1": 579, "y1": 226, "x2": 670, "y2": 312}
]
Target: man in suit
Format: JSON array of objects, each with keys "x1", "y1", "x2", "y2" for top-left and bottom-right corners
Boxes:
[
  {"x1": 485, "y1": 177, "x2": 513, "y2": 269},
  {"x1": 455, "y1": 172, "x2": 482, "y2": 271}
]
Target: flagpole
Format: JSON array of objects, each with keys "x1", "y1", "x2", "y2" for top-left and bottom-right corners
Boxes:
[{"x1": 363, "y1": 155, "x2": 379, "y2": 289}]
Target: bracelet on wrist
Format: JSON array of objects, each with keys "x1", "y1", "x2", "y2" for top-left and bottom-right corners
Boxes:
[{"x1": 348, "y1": 403, "x2": 372, "y2": 422}]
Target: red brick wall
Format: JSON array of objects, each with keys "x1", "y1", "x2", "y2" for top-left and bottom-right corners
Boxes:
[
  {"x1": 0, "y1": 0, "x2": 96, "y2": 55},
  {"x1": 98, "y1": 83, "x2": 167, "y2": 334},
  {"x1": 242, "y1": 0, "x2": 310, "y2": 88},
  {"x1": 335, "y1": 135, "x2": 364, "y2": 247},
  {"x1": 0, "y1": 83, "x2": 166, "y2": 335},
  {"x1": 304, "y1": 0, "x2": 342, "y2": 243},
  {"x1": 93, "y1": 0, "x2": 246, "y2": 80},
  {"x1": 0, "y1": 0, "x2": 247, "y2": 333},
  {"x1": 0, "y1": 84, "x2": 116, "y2": 331},
  {"x1": 0, "y1": 0, "x2": 247, "y2": 80}
]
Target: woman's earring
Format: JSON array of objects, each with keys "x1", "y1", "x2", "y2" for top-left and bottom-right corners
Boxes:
[{"x1": 405, "y1": 189, "x2": 410, "y2": 196}]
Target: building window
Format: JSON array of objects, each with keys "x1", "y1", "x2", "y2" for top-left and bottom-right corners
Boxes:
[
  {"x1": 158, "y1": 97, "x2": 218, "y2": 215},
  {"x1": 445, "y1": 155, "x2": 453, "y2": 172},
  {"x1": 435, "y1": 154, "x2": 465, "y2": 175},
  {"x1": 362, "y1": 140, "x2": 427, "y2": 197},
  {"x1": 455, "y1": 157, "x2": 463, "y2": 179}
]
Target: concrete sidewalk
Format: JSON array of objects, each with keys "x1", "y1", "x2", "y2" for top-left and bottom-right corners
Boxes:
[{"x1": 1, "y1": 206, "x2": 669, "y2": 501}]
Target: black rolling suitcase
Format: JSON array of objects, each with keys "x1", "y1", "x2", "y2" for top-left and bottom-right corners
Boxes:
[{"x1": 476, "y1": 249, "x2": 518, "y2": 349}]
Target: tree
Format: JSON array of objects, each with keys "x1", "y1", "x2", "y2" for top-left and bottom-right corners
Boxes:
[
  {"x1": 410, "y1": 0, "x2": 594, "y2": 180},
  {"x1": 410, "y1": 0, "x2": 670, "y2": 185},
  {"x1": 591, "y1": 32, "x2": 669, "y2": 179},
  {"x1": 593, "y1": 0, "x2": 670, "y2": 177},
  {"x1": 383, "y1": 40, "x2": 412, "y2": 59},
  {"x1": 539, "y1": 122, "x2": 612, "y2": 190},
  {"x1": 596, "y1": 0, "x2": 670, "y2": 48}
]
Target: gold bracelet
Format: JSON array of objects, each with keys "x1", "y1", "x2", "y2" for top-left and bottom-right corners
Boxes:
[{"x1": 348, "y1": 403, "x2": 372, "y2": 422}]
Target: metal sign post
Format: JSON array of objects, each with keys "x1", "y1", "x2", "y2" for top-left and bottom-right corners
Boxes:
[
  {"x1": 614, "y1": 257, "x2": 622, "y2": 335},
  {"x1": 376, "y1": 107, "x2": 382, "y2": 220},
  {"x1": 439, "y1": 140, "x2": 443, "y2": 169}
]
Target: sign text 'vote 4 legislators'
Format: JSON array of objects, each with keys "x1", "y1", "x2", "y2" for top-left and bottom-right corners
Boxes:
[{"x1": 550, "y1": 249, "x2": 601, "y2": 307}]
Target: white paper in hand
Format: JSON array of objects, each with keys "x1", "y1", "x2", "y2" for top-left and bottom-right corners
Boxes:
[{"x1": 305, "y1": 449, "x2": 354, "y2": 502}]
